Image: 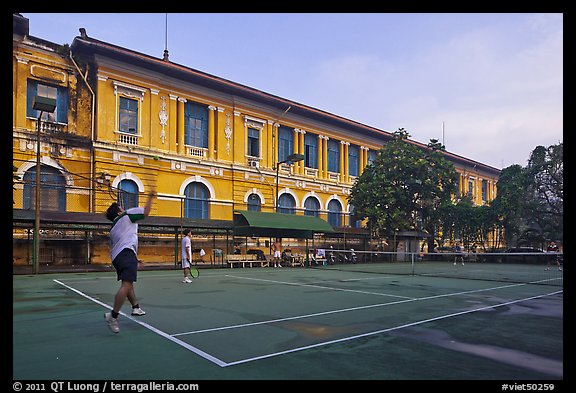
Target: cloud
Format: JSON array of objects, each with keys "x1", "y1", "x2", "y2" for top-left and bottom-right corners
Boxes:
[{"x1": 298, "y1": 14, "x2": 562, "y2": 169}]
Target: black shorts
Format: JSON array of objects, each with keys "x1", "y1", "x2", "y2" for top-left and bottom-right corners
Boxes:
[{"x1": 112, "y1": 248, "x2": 138, "y2": 283}]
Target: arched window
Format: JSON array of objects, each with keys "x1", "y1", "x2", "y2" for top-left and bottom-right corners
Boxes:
[
  {"x1": 23, "y1": 165, "x2": 66, "y2": 212},
  {"x1": 184, "y1": 182, "x2": 210, "y2": 219},
  {"x1": 327, "y1": 199, "x2": 342, "y2": 227},
  {"x1": 278, "y1": 193, "x2": 296, "y2": 215},
  {"x1": 304, "y1": 197, "x2": 320, "y2": 217},
  {"x1": 118, "y1": 179, "x2": 139, "y2": 209},
  {"x1": 247, "y1": 193, "x2": 261, "y2": 211}
]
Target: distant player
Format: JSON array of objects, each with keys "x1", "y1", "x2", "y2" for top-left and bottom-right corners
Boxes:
[
  {"x1": 453, "y1": 242, "x2": 464, "y2": 266},
  {"x1": 104, "y1": 190, "x2": 156, "y2": 333},
  {"x1": 273, "y1": 238, "x2": 282, "y2": 267},
  {"x1": 545, "y1": 241, "x2": 562, "y2": 271},
  {"x1": 181, "y1": 229, "x2": 193, "y2": 283}
]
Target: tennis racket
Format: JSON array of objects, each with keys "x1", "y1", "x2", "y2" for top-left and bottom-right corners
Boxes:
[{"x1": 189, "y1": 264, "x2": 200, "y2": 279}]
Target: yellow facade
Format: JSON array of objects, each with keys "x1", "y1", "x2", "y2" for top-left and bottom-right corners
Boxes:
[
  {"x1": 13, "y1": 26, "x2": 93, "y2": 214},
  {"x1": 13, "y1": 14, "x2": 500, "y2": 267}
]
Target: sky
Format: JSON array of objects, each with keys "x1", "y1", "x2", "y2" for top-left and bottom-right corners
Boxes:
[{"x1": 22, "y1": 13, "x2": 563, "y2": 170}]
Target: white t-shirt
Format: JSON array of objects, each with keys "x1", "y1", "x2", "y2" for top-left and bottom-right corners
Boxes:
[
  {"x1": 109, "y1": 207, "x2": 145, "y2": 261},
  {"x1": 181, "y1": 236, "x2": 191, "y2": 261}
]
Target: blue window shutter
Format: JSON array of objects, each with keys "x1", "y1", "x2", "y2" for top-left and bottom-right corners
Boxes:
[
  {"x1": 349, "y1": 144, "x2": 359, "y2": 176},
  {"x1": 184, "y1": 103, "x2": 208, "y2": 148},
  {"x1": 328, "y1": 199, "x2": 341, "y2": 227},
  {"x1": 184, "y1": 103, "x2": 190, "y2": 145},
  {"x1": 27, "y1": 80, "x2": 38, "y2": 118},
  {"x1": 56, "y1": 87, "x2": 68, "y2": 123},
  {"x1": 328, "y1": 139, "x2": 340, "y2": 173},
  {"x1": 304, "y1": 133, "x2": 318, "y2": 169}
]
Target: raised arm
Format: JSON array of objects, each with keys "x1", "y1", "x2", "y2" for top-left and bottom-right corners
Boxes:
[{"x1": 144, "y1": 190, "x2": 157, "y2": 216}]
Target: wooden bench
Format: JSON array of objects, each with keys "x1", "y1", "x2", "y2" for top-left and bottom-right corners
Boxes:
[
  {"x1": 287, "y1": 254, "x2": 305, "y2": 267},
  {"x1": 308, "y1": 253, "x2": 327, "y2": 266},
  {"x1": 226, "y1": 254, "x2": 269, "y2": 268}
]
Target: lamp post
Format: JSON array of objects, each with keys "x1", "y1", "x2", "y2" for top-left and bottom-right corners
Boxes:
[
  {"x1": 32, "y1": 96, "x2": 57, "y2": 274},
  {"x1": 275, "y1": 153, "x2": 304, "y2": 213}
]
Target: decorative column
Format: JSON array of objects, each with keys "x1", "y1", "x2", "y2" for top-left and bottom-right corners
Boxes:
[
  {"x1": 266, "y1": 121, "x2": 274, "y2": 168},
  {"x1": 168, "y1": 94, "x2": 178, "y2": 153},
  {"x1": 207, "y1": 105, "x2": 216, "y2": 160},
  {"x1": 339, "y1": 140, "x2": 346, "y2": 183},
  {"x1": 317, "y1": 135, "x2": 324, "y2": 179},
  {"x1": 293, "y1": 128, "x2": 300, "y2": 173},
  {"x1": 342, "y1": 141, "x2": 349, "y2": 182},
  {"x1": 15, "y1": 57, "x2": 30, "y2": 129},
  {"x1": 177, "y1": 98, "x2": 186, "y2": 155},
  {"x1": 322, "y1": 136, "x2": 329, "y2": 179},
  {"x1": 233, "y1": 111, "x2": 243, "y2": 163},
  {"x1": 216, "y1": 107, "x2": 225, "y2": 161},
  {"x1": 272, "y1": 123, "x2": 280, "y2": 168},
  {"x1": 298, "y1": 129, "x2": 306, "y2": 175},
  {"x1": 359, "y1": 146, "x2": 367, "y2": 174}
]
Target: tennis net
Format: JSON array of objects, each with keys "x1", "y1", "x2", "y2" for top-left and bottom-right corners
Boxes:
[{"x1": 308, "y1": 249, "x2": 563, "y2": 287}]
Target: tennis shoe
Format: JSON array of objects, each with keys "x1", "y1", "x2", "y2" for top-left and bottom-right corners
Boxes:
[
  {"x1": 131, "y1": 307, "x2": 146, "y2": 316},
  {"x1": 183, "y1": 277, "x2": 193, "y2": 283},
  {"x1": 104, "y1": 312, "x2": 119, "y2": 333}
]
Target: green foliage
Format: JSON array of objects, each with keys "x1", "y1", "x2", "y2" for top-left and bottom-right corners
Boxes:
[
  {"x1": 492, "y1": 142, "x2": 563, "y2": 247},
  {"x1": 433, "y1": 142, "x2": 562, "y2": 251},
  {"x1": 437, "y1": 196, "x2": 502, "y2": 251},
  {"x1": 349, "y1": 128, "x2": 458, "y2": 238},
  {"x1": 350, "y1": 133, "x2": 562, "y2": 250}
]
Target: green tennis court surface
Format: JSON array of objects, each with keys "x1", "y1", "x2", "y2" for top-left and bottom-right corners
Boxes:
[{"x1": 13, "y1": 264, "x2": 563, "y2": 380}]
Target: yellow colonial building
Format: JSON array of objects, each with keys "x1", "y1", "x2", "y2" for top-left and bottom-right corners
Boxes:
[{"x1": 13, "y1": 14, "x2": 500, "y2": 268}]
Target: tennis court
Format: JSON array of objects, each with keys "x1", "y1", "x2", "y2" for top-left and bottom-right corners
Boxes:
[{"x1": 13, "y1": 259, "x2": 563, "y2": 380}]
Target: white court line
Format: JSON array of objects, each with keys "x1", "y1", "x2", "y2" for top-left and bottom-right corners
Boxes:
[
  {"x1": 225, "y1": 274, "x2": 415, "y2": 299},
  {"x1": 55, "y1": 271, "x2": 226, "y2": 283},
  {"x1": 55, "y1": 274, "x2": 563, "y2": 368},
  {"x1": 223, "y1": 290, "x2": 563, "y2": 367},
  {"x1": 172, "y1": 276, "x2": 557, "y2": 336},
  {"x1": 53, "y1": 279, "x2": 228, "y2": 368}
]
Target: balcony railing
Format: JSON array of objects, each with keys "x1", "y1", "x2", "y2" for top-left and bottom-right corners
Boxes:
[
  {"x1": 187, "y1": 146, "x2": 207, "y2": 158},
  {"x1": 117, "y1": 132, "x2": 139, "y2": 146},
  {"x1": 35, "y1": 119, "x2": 67, "y2": 134}
]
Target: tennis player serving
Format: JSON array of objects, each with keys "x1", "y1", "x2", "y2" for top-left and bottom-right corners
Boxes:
[{"x1": 104, "y1": 189, "x2": 157, "y2": 333}]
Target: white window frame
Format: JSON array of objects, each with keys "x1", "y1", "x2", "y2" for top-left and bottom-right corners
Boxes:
[{"x1": 113, "y1": 81, "x2": 146, "y2": 144}]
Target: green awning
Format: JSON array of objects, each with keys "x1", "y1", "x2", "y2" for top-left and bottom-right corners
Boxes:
[{"x1": 233, "y1": 210, "x2": 334, "y2": 239}]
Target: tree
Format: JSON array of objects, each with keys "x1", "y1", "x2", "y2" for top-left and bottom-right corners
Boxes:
[
  {"x1": 492, "y1": 142, "x2": 563, "y2": 247},
  {"x1": 437, "y1": 196, "x2": 502, "y2": 251},
  {"x1": 349, "y1": 128, "x2": 459, "y2": 246},
  {"x1": 525, "y1": 143, "x2": 563, "y2": 243},
  {"x1": 490, "y1": 164, "x2": 527, "y2": 246}
]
